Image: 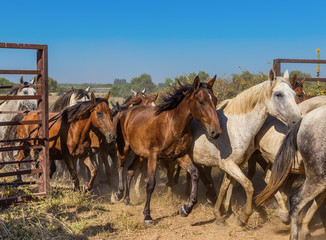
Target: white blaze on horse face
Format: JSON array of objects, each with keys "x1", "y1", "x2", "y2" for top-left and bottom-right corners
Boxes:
[
  {"x1": 151, "y1": 102, "x2": 156, "y2": 107},
  {"x1": 267, "y1": 80, "x2": 301, "y2": 127}
]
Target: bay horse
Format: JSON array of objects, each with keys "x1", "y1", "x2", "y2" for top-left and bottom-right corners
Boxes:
[
  {"x1": 116, "y1": 76, "x2": 221, "y2": 225},
  {"x1": 13, "y1": 93, "x2": 116, "y2": 190},
  {"x1": 84, "y1": 90, "x2": 157, "y2": 187},
  {"x1": 255, "y1": 104, "x2": 326, "y2": 240},
  {"x1": 189, "y1": 69, "x2": 301, "y2": 226}
]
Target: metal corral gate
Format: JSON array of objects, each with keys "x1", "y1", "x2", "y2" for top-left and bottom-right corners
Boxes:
[
  {"x1": 273, "y1": 58, "x2": 326, "y2": 82},
  {"x1": 0, "y1": 43, "x2": 49, "y2": 204}
]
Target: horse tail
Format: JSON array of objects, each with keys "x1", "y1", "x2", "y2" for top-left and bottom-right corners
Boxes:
[{"x1": 255, "y1": 119, "x2": 302, "y2": 205}]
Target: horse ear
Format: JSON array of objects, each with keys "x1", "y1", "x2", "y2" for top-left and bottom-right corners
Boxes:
[
  {"x1": 207, "y1": 75, "x2": 216, "y2": 87},
  {"x1": 71, "y1": 86, "x2": 75, "y2": 93},
  {"x1": 268, "y1": 68, "x2": 276, "y2": 81},
  {"x1": 193, "y1": 76, "x2": 200, "y2": 89},
  {"x1": 105, "y1": 92, "x2": 110, "y2": 100},
  {"x1": 283, "y1": 69, "x2": 289, "y2": 79},
  {"x1": 130, "y1": 89, "x2": 137, "y2": 96},
  {"x1": 116, "y1": 102, "x2": 121, "y2": 111},
  {"x1": 290, "y1": 74, "x2": 297, "y2": 87},
  {"x1": 299, "y1": 77, "x2": 306, "y2": 85},
  {"x1": 20, "y1": 76, "x2": 24, "y2": 85},
  {"x1": 85, "y1": 86, "x2": 90, "y2": 93},
  {"x1": 91, "y1": 92, "x2": 96, "y2": 104},
  {"x1": 154, "y1": 93, "x2": 158, "y2": 101},
  {"x1": 142, "y1": 88, "x2": 146, "y2": 94},
  {"x1": 30, "y1": 77, "x2": 36, "y2": 85}
]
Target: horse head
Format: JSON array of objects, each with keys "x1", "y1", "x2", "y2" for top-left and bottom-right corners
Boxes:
[
  {"x1": 290, "y1": 74, "x2": 308, "y2": 104},
  {"x1": 16, "y1": 76, "x2": 37, "y2": 111},
  {"x1": 187, "y1": 75, "x2": 222, "y2": 139},
  {"x1": 69, "y1": 86, "x2": 90, "y2": 106},
  {"x1": 266, "y1": 69, "x2": 302, "y2": 127},
  {"x1": 91, "y1": 92, "x2": 116, "y2": 143}
]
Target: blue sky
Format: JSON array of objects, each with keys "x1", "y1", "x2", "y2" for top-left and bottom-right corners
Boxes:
[{"x1": 1, "y1": 0, "x2": 325, "y2": 84}]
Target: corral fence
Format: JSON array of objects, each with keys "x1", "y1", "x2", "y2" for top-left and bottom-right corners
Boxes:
[
  {"x1": 0, "y1": 43, "x2": 49, "y2": 205},
  {"x1": 273, "y1": 58, "x2": 326, "y2": 82}
]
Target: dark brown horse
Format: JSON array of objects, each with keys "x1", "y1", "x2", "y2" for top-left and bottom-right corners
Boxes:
[
  {"x1": 85, "y1": 91, "x2": 158, "y2": 186},
  {"x1": 115, "y1": 76, "x2": 221, "y2": 225},
  {"x1": 13, "y1": 93, "x2": 115, "y2": 190}
]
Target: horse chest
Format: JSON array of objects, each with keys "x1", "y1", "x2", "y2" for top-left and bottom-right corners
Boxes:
[{"x1": 159, "y1": 134, "x2": 192, "y2": 159}]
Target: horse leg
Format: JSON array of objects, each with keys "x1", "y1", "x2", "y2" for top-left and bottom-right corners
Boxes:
[
  {"x1": 82, "y1": 155, "x2": 97, "y2": 191},
  {"x1": 124, "y1": 155, "x2": 143, "y2": 205},
  {"x1": 173, "y1": 165, "x2": 181, "y2": 185},
  {"x1": 264, "y1": 167, "x2": 289, "y2": 223},
  {"x1": 115, "y1": 146, "x2": 131, "y2": 201},
  {"x1": 13, "y1": 148, "x2": 27, "y2": 182},
  {"x1": 64, "y1": 157, "x2": 80, "y2": 191},
  {"x1": 223, "y1": 176, "x2": 236, "y2": 214},
  {"x1": 214, "y1": 173, "x2": 232, "y2": 225},
  {"x1": 143, "y1": 153, "x2": 157, "y2": 225},
  {"x1": 281, "y1": 173, "x2": 298, "y2": 203},
  {"x1": 289, "y1": 179, "x2": 325, "y2": 240},
  {"x1": 134, "y1": 160, "x2": 146, "y2": 198},
  {"x1": 197, "y1": 165, "x2": 216, "y2": 203},
  {"x1": 166, "y1": 161, "x2": 175, "y2": 202},
  {"x1": 99, "y1": 150, "x2": 111, "y2": 185},
  {"x1": 176, "y1": 154, "x2": 199, "y2": 217},
  {"x1": 215, "y1": 160, "x2": 254, "y2": 226},
  {"x1": 300, "y1": 192, "x2": 326, "y2": 240}
]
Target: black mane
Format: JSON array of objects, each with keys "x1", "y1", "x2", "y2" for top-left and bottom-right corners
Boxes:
[
  {"x1": 50, "y1": 98, "x2": 108, "y2": 124},
  {"x1": 154, "y1": 82, "x2": 212, "y2": 115}
]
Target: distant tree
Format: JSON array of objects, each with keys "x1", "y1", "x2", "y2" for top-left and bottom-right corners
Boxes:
[
  {"x1": 48, "y1": 77, "x2": 58, "y2": 92},
  {"x1": 130, "y1": 73, "x2": 156, "y2": 92},
  {"x1": 113, "y1": 78, "x2": 127, "y2": 85},
  {"x1": 0, "y1": 77, "x2": 14, "y2": 86}
]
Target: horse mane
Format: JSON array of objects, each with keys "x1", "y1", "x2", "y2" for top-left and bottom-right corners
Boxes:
[
  {"x1": 53, "y1": 98, "x2": 108, "y2": 123},
  {"x1": 155, "y1": 82, "x2": 212, "y2": 116},
  {"x1": 50, "y1": 89, "x2": 89, "y2": 112},
  {"x1": 0, "y1": 81, "x2": 31, "y2": 106},
  {"x1": 222, "y1": 79, "x2": 283, "y2": 115}
]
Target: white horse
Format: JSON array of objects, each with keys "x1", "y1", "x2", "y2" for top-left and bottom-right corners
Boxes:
[
  {"x1": 190, "y1": 69, "x2": 301, "y2": 225},
  {"x1": 0, "y1": 76, "x2": 37, "y2": 140}
]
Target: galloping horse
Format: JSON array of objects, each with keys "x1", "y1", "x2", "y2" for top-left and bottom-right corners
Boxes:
[
  {"x1": 221, "y1": 75, "x2": 308, "y2": 221},
  {"x1": 189, "y1": 69, "x2": 301, "y2": 226},
  {"x1": 85, "y1": 90, "x2": 157, "y2": 186},
  {"x1": 115, "y1": 76, "x2": 221, "y2": 225},
  {"x1": 13, "y1": 93, "x2": 116, "y2": 190},
  {"x1": 256, "y1": 104, "x2": 326, "y2": 240}
]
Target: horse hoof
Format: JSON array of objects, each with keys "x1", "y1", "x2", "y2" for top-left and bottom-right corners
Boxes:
[
  {"x1": 215, "y1": 219, "x2": 226, "y2": 226},
  {"x1": 236, "y1": 216, "x2": 247, "y2": 227},
  {"x1": 278, "y1": 211, "x2": 290, "y2": 224},
  {"x1": 299, "y1": 231, "x2": 310, "y2": 240},
  {"x1": 179, "y1": 205, "x2": 189, "y2": 217},
  {"x1": 144, "y1": 219, "x2": 153, "y2": 226},
  {"x1": 123, "y1": 199, "x2": 130, "y2": 205},
  {"x1": 114, "y1": 193, "x2": 123, "y2": 201}
]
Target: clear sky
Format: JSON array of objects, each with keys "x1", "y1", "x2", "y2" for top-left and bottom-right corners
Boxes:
[{"x1": 1, "y1": 0, "x2": 325, "y2": 84}]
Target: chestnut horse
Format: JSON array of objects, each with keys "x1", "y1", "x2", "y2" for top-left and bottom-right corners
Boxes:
[
  {"x1": 116, "y1": 76, "x2": 221, "y2": 225},
  {"x1": 13, "y1": 93, "x2": 116, "y2": 190}
]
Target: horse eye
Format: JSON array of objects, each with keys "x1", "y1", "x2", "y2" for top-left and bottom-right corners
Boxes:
[
  {"x1": 23, "y1": 91, "x2": 28, "y2": 94},
  {"x1": 297, "y1": 94, "x2": 302, "y2": 98},
  {"x1": 275, "y1": 93, "x2": 283, "y2": 98},
  {"x1": 96, "y1": 111, "x2": 103, "y2": 118},
  {"x1": 199, "y1": 100, "x2": 204, "y2": 106}
]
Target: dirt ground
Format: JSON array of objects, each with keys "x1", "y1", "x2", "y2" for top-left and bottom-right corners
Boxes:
[{"x1": 83, "y1": 167, "x2": 326, "y2": 240}]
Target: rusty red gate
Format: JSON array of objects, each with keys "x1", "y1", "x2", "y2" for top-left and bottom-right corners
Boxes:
[
  {"x1": 0, "y1": 43, "x2": 49, "y2": 204},
  {"x1": 273, "y1": 58, "x2": 326, "y2": 82}
]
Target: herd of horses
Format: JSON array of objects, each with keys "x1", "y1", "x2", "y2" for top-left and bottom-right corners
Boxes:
[{"x1": 0, "y1": 70, "x2": 326, "y2": 240}]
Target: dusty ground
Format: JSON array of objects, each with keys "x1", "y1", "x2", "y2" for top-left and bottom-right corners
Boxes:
[{"x1": 1, "y1": 165, "x2": 326, "y2": 239}]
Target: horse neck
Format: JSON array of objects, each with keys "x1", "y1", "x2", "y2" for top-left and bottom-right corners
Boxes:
[
  {"x1": 163, "y1": 97, "x2": 193, "y2": 135},
  {"x1": 68, "y1": 117, "x2": 92, "y2": 145}
]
